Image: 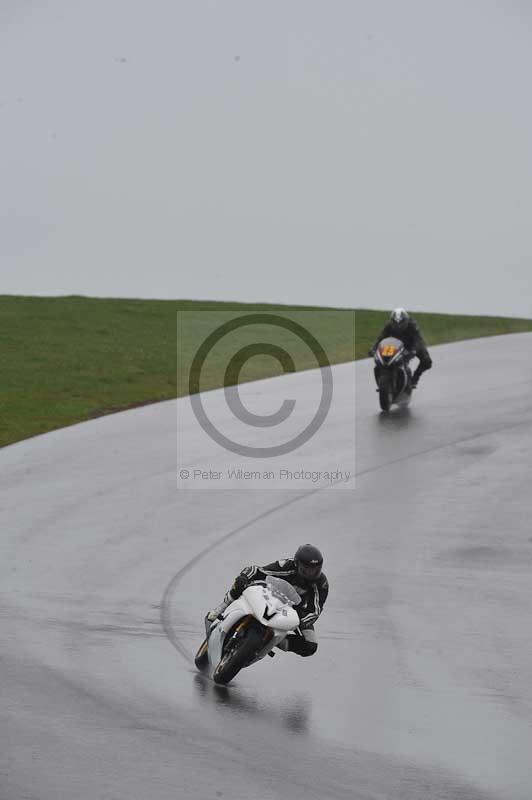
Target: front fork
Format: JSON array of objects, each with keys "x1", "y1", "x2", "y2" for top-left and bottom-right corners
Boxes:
[
  {"x1": 225, "y1": 616, "x2": 273, "y2": 653},
  {"x1": 375, "y1": 365, "x2": 410, "y2": 394}
]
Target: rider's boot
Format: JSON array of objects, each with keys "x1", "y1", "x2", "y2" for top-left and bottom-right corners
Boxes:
[
  {"x1": 205, "y1": 592, "x2": 232, "y2": 636},
  {"x1": 411, "y1": 366, "x2": 423, "y2": 388}
]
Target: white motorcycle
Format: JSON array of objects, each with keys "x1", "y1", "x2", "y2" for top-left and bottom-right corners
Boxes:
[{"x1": 194, "y1": 577, "x2": 301, "y2": 685}]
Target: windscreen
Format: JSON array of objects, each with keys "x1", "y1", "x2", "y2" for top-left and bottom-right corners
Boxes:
[
  {"x1": 266, "y1": 576, "x2": 301, "y2": 607},
  {"x1": 379, "y1": 336, "x2": 403, "y2": 352}
]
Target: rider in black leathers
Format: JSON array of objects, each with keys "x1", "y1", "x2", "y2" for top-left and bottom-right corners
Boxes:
[
  {"x1": 369, "y1": 308, "x2": 432, "y2": 387},
  {"x1": 205, "y1": 544, "x2": 328, "y2": 657}
]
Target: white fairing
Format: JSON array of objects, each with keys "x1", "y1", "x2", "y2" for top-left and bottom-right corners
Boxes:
[
  {"x1": 243, "y1": 584, "x2": 300, "y2": 632},
  {"x1": 205, "y1": 578, "x2": 300, "y2": 676}
]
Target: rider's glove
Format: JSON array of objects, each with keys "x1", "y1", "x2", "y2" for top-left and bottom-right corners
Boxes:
[{"x1": 205, "y1": 592, "x2": 232, "y2": 622}]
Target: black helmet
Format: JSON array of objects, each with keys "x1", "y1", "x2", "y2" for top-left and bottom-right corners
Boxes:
[
  {"x1": 390, "y1": 307, "x2": 410, "y2": 331},
  {"x1": 294, "y1": 544, "x2": 323, "y2": 582}
]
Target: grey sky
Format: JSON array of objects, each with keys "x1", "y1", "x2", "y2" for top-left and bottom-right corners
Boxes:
[{"x1": 1, "y1": 1, "x2": 531, "y2": 316}]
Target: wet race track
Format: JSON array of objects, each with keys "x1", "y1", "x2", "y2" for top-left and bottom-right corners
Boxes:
[{"x1": 2, "y1": 334, "x2": 532, "y2": 800}]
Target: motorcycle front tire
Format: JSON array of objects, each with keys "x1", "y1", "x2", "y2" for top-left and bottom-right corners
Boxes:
[
  {"x1": 213, "y1": 625, "x2": 264, "y2": 685},
  {"x1": 378, "y1": 372, "x2": 393, "y2": 412}
]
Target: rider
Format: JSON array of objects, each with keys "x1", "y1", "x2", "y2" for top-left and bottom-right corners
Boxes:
[
  {"x1": 205, "y1": 544, "x2": 328, "y2": 657},
  {"x1": 369, "y1": 307, "x2": 432, "y2": 387}
]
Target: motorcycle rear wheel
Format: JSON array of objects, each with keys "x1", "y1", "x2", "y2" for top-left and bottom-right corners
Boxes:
[
  {"x1": 194, "y1": 638, "x2": 209, "y2": 671},
  {"x1": 213, "y1": 626, "x2": 264, "y2": 685}
]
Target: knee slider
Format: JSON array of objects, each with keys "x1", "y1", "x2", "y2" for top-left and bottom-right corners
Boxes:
[
  {"x1": 287, "y1": 635, "x2": 317, "y2": 657},
  {"x1": 301, "y1": 641, "x2": 318, "y2": 657}
]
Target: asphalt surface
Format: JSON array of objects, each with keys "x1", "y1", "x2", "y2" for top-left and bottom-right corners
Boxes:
[{"x1": 2, "y1": 334, "x2": 532, "y2": 800}]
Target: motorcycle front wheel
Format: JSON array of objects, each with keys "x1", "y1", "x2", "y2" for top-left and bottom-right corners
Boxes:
[
  {"x1": 378, "y1": 372, "x2": 393, "y2": 412},
  {"x1": 213, "y1": 625, "x2": 264, "y2": 685}
]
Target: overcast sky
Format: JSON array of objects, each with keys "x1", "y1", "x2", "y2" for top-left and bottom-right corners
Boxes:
[{"x1": 1, "y1": 1, "x2": 531, "y2": 316}]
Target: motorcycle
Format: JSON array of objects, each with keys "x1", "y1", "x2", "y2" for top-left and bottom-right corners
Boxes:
[
  {"x1": 194, "y1": 576, "x2": 301, "y2": 685},
  {"x1": 373, "y1": 336, "x2": 414, "y2": 412}
]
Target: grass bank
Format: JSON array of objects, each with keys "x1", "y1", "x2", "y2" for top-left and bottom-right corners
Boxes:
[{"x1": 2, "y1": 295, "x2": 531, "y2": 448}]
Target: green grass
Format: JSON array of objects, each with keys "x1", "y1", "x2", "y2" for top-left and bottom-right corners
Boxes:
[{"x1": 2, "y1": 295, "x2": 532, "y2": 449}]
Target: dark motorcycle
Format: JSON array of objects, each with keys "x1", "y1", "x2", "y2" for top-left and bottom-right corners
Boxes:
[{"x1": 373, "y1": 337, "x2": 414, "y2": 412}]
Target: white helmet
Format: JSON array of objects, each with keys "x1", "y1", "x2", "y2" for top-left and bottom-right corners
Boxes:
[{"x1": 390, "y1": 308, "x2": 409, "y2": 330}]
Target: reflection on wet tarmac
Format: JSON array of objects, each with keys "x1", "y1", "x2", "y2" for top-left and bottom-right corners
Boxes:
[
  {"x1": 375, "y1": 405, "x2": 413, "y2": 430},
  {"x1": 193, "y1": 673, "x2": 310, "y2": 735}
]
